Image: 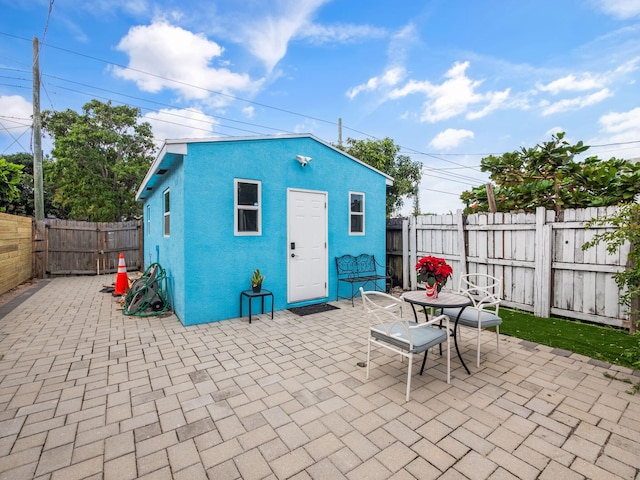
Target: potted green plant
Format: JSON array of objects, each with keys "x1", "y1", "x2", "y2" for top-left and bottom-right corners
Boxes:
[{"x1": 250, "y1": 269, "x2": 265, "y2": 292}]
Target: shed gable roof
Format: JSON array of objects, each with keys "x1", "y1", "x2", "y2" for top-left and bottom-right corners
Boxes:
[{"x1": 136, "y1": 133, "x2": 393, "y2": 201}]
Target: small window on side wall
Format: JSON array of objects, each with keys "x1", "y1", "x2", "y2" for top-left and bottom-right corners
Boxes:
[
  {"x1": 163, "y1": 189, "x2": 170, "y2": 236},
  {"x1": 235, "y1": 179, "x2": 261, "y2": 235},
  {"x1": 349, "y1": 191, "x2": 365, "y2": 235}
]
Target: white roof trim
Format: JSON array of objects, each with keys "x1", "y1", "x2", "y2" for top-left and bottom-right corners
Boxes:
[{"x1": 137, "y1": 133, "x2": 394, "y2": 200}]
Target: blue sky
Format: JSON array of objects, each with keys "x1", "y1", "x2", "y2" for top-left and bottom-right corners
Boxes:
[{"x1": 1, "y1": 0, "x2": 639, "y2": 214}]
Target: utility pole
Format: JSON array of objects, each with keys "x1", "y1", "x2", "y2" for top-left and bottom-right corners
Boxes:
[
  {"x1": 32, "y1": 37, "x2": 44, "y2": 221},
  {"x1": 486, "y1": 182, "x2": 497, "y2": 213},
  {"x1": 338, "y1": 118, "x2": 342, "y2": 147}
]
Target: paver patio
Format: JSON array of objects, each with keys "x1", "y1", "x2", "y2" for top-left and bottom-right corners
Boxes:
[{"x1": 0, "y1": 276, "x2": 639, "y2": 479}]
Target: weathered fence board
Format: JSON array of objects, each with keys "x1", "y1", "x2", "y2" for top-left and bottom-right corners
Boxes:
[
  {"x1": 388, "y1": 206, "x2": 630, "y2": 328},
  {"x1": 45, "y1": 219, "x2": 141, "y2": 275}
]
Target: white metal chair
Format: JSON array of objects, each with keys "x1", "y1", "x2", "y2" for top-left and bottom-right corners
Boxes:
[
  {"x1": 440, "y1": 273, "x2": 502, "y2": 368},
  {"x1": 360, "y1": 287, "x2": 450, "y2": 401}
]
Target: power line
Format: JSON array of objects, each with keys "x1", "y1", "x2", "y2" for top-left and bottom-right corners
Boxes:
[
  {"x1": 44, "y1": 74, "x2": 295, "y2": 134},
  {"x1": 2, "y1": 30, "x2": 639, "y2": 183},
  {"x1": 422, "y1": 188, "x2": 463, "y2": 197},
  {"x1": 587, "y1": 140, "x2": 640, "y2": 148},
  {"x1": 5, "y1": 31, "x2": 640, "y2": 151},
  {"x1": 0, "y1": 119, "x2": 31, "y2": 153},
  {"x1": 0, "y1": 83, "x2": 30, "y2": 90},
  {"x1": 40, "y1": 40, "x2": 340, "y2": 128},
  {"x1": 42, "y1": 71, "x2": 484, "y2": 179},
  {"x1": 3, "y1": 31, "x2": 640, "y2": 153},
  {"x1": 46, "y1": 82, "x2": 293, "y2": 137},
  {"x1": 420, "y1": 169, "x2": 478, "y2": 187},
  {"x1": 41, "y1": 0, "x2": 55, "y2": 44}
]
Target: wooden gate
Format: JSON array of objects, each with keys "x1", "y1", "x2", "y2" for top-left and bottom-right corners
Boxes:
[{"x1": 45, "y1": 219, "x2": 141, "y2": 275}]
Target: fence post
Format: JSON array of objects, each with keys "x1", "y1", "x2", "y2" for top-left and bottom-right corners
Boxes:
[
  {"x1": 534, "y1": 207, "x2": 552, "y2": 317},
  {"x1": 456, "y1": 210, "x2": 468, "y2": 278},
  {"x1": 402, "y1": 218, "x2": 409, "y2": 290},
  {"x1": 409, "y1": 216, "x2": 417, "y2": 290},
  {"x1": 32, "y1": 219, "x2": 46, "y2": 279}
]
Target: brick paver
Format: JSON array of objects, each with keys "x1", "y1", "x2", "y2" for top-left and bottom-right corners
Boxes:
[{"x1": 1, "y1": 276, "x2": 639, "y2": 478}]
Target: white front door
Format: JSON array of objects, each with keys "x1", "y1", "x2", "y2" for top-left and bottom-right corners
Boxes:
[{"x1": 287, "y1": 189, "x2": 328, "y2": 303}]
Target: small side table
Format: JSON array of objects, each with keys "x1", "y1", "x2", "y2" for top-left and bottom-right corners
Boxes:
[{"x1": 240, "y1": 289, "x2": 274, "y2": 324}]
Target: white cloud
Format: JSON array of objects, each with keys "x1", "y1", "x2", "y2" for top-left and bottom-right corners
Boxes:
[
  {"x1": 352, "y1": 54, "x2": 636, "y2": 124},
  {"x1": 534, "y1": 58, "x2": 639, "y2": 117},
  {"x1": 346, "y1": 24, "x2": 416, "y2": 100},
  {"x1": 237, "y1": 0, "x2": 330, "y2": 71},
  {"x1": 142, "y1": 108, "x2": 219, "y2": 147},
  {"x1": 299, "y1": 23, "x2": 386, "y2": 44},
  {"x1": 388, "y1": 61, "x2": 511, "y2": 123},
  {"x1": 113, "y1": 20, "x2": 261, "y2": 103},
  {"x1": 545, "y1": 126, "x2": 566, "y2": 138},
  {"x1": 242, "y1": 106, "x2": 255, "y2": 118},
  {"x1": 537, "y1": 58, "x2": 639, "y2": 96},
  {"x1": 592, "y1": 0, "x2": 640, "y2": 19},
  {"x1": 346, "y1": 67, "x2": 406, "y2": 99},
  {"x1": 615, "y1": 56, "x2": 640, "y2": 74},
  {"x1": 293, "y1": 119, "x2": 319, "y2": 134},
  {"x1": 386, "y1": 23, "x2": 417, "y2": 66},
  {"x1": 467, "y1": 89, "x2": 512, "y2": 120},
  {"x1": 587, "y1": 107, "x2": 640, "y2": 160},
  {"x1": 0, "y1": 95, "x2": 32, "y2": 138},
  {"x1": 598, "y1": 106, "x2": 640, "y2": 136},
  {"x1": 429, "y1": 129, "x2": 475, "y2": 150},
  {"x1": 202, "y1": 0, "x2": 384, "y2": 72},
  {"x1": 537, "y1": 73, "x2": 607, "y2": 94},
  {"x1": 541, "y1": 88, "x2": 612, "y2": 115}
]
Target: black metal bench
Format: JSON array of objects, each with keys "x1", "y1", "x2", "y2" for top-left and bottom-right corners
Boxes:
[{"x1": 336, "y1": 254, "x2": 393, "y2": 306}]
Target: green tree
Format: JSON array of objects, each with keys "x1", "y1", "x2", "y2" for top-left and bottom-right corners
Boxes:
[
  {"x1": 42, "y1": 100, "x2": 155, "y2": 222},
  {"x1": 337, "y1": 137, "x2": 422, "y2": 217},
  {"x1": 1, "y1": 152, "x2": 64, "y2": 217},
  {"x1": 1, "y1": 153, "x2": 31, "y2": 215},
  {"x1": 0, "y1": 157, "x2": 24, "y2": 212},
  {"x1": 583, "y1": 204, "x2": 640, "y2": 335},
  {"x1": 461, "y1": 132, "x2": 640, "y2": 213}
]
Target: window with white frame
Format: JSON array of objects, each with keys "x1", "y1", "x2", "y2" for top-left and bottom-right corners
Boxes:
[
  {"x1": 146, "y1": 205, "x2": 151, "y2": 236},
  {"x1": 163, "y1": 189, "x2": 170, "y2": 236},
  {"x1": 349, "y1": 191, "x2": 365, "y2": 235},
  {"x1": 235, "y1": 179, "x2": 261, "y2": 235}
]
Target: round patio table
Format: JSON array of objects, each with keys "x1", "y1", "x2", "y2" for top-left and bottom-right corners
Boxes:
[{"x1": 401, "y1": 290, "x2": 473, "y2": 375}]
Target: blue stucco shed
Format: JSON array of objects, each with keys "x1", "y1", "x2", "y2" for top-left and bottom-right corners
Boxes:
[{"x1": 136, "y1": 134, "x2": 393, "y2": 325}]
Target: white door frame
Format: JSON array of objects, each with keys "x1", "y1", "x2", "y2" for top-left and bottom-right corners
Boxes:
[{"x1": 287, "y1": 188, "x2": 328, "y2": 303}]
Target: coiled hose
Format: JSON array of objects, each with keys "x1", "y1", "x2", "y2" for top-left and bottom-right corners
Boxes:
[{"x1": 123, "y1": 263, "x2": 170, "y2": 317}]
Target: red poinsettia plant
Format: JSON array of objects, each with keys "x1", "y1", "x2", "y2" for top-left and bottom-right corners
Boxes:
[{"x1": 415, "y1": 255, "x2": 453, "y2": 287}]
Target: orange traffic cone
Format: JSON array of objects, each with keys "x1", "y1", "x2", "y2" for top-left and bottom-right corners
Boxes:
[{"x1": 114, "y1": 253, "x2": 129, "y2": 295}]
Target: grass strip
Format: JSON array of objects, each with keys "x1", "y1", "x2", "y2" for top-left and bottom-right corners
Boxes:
[{"x1": 496, "y1": 309, "x2": 640, "y2": 369}]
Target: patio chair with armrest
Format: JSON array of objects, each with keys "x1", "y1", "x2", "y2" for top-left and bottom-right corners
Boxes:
[
  {"x1": 440, "y1": 273, "x2": 502, "y2": 368},
  {"x1": 360, "y1": 287, "x2": 450, "y2": 402}
]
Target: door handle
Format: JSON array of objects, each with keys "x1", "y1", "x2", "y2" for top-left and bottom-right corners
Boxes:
[{"x1": 291, "y1": 253, "x2": 296, "y2": 258}]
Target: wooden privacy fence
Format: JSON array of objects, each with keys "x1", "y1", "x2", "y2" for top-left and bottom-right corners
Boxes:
[
  {"x1": 0, "y1": 213, "x2": 32, "y2": 295},
  {"x1": 43, "y1": 219, "x2": 142, "y2": 275},
  {"x1": 387, "y1": 206, "x2": 631, "y2": 328}
]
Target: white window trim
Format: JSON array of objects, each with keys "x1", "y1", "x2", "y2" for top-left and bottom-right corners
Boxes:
[
  {"x1": 163, "y1": 189, "x2": 170, "y2": 237},
  {"x1": 234, "y1": 179, "x2": 262, "y2": 236},
  {"x1": 349, "y1": 191, "x2": 365, "y2": 235}
]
